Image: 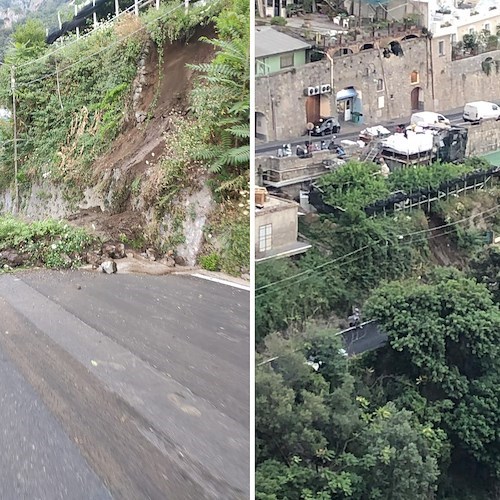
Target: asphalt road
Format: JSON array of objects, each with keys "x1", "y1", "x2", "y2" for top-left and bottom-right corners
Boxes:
[
  {"x1": 255, "y1": 109, "x2": 469, "y2": 156},
  {"x1": 340, "y1": 320, "x2": 388, "y2": 356},
  {"x1": 0, "y1": 270, "x2": 250, "y2": 499}
]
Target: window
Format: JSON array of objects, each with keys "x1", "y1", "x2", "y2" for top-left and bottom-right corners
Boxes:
[
  {"x1": 469, "y1": 28, "x2": 475, "y2": 34},
  {"x1": 410, "y1": 70, "x2": 419, "y2": 84},
  {"x1": 438, "y1": 40, "x2": 445, "y2": 55},
  {"x1": 451, "y1": 34, "x2": 456, "y2": 44},
  {"x1": 376, "y1": 78, "x2": 384, "y2": 91},
  {"x1": 378, "y1": 96, "x2": 385, "y2": 109},
  {"x1": 259, "y1": 224, "x2": 272, "y2": 252},
  {"x1": 485, "y1": 23, "x2": 490, "y2": 32},
  {"x1": 280, "y1": 53, "x2": 294, "y2": 69}
]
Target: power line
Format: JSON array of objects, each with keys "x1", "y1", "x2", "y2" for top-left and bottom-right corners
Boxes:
[
  {"x1": 14, "y1": 1, "x2": 186, "y2": 88},
  {"x1": 256, "y1": 205, "x2": 500, "y2": 298},
  {"x1": 13, "y1": 0, "x2": 220, "y2": 89}
]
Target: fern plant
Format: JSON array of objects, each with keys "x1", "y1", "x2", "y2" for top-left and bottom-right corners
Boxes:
[{"x1": 188, "y1": 26, "x2": 250, "y2": 199}]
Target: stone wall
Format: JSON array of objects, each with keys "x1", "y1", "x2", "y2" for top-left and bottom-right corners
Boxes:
[
  {"x1": 256, "y1": 36, "x2": 500, "y2": 142},
  {"x1": 465, "y1": 120, "x2": 500, "y2": 157},
  {"x1": 256, "y1": 38, "x2": 430, "y2": 140},
  {"x1": 434, "y1": 48, "x2": 500, "y2": 112}
]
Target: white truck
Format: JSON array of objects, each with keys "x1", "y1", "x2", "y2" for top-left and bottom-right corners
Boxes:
[
  {"x1": 463, "y1": 101, "x2": 500, "y2": 123},
  {"x1": 410, "y1": 111, "x2": 450, "y2": 128}
]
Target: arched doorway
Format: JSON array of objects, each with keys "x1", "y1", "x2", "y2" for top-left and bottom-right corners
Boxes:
[
  {"x1": 411, "y1": 86, "x2": 423, "y2": 111},
  {"x1": 255, "y1": 112, "x2": 268, "y2": 141}
]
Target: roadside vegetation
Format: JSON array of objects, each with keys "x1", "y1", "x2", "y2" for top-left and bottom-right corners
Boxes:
[
  {"x1": 0, "y1": 216, "x2": 95, "y2": 269},
  {"x1": 256, "y1": 158, "x2": 500, "y2": 498},
  {"x1": 0, "y1": 0, "x2": 249, "y2": 275}
]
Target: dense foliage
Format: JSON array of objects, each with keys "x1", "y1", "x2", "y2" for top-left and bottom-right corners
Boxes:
[
  {"x1": 256, "y1": 209, "x2": 429, "y2": 343},
  {"x1": 257, "y1": 161, "x2": 500, "y2": 497},
  {"x1": 0, "y1": 216, "x2": 94, "y2": 269},
  {"x1": 316, "y1": 158, "x2": 492, "y2": 213},
  {"x1": 256, "y1": 271, "x2": 500, "y2": 499}
]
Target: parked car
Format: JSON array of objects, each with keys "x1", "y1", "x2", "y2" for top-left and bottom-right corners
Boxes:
[
  {"x1": 463, "y1": 101, "x2": 500, "y2": 123},
  {"x1": 310, "y1": 117, "x2": 341, "y2": 136},
  {"x1": 410, "y1": 111, "x2": 450, "y2": 128}
]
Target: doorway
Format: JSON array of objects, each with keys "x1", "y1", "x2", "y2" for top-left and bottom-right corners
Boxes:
[
  {"x1": 411, "y1": 86, "x2": 423, "y2": 111},
  {"x1": 305, "y1": 95, "x2": 321, "y2": 124}
]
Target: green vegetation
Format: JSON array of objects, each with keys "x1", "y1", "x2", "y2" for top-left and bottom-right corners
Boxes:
[
  {"x1": 257, "y1": 270, "x2": 500, "y2": 499},
  {"x1": 0, "y1": 216, "x2": 94, "y2": 269},
  {"x1": 257, "y1": 158, "x2": 500, "y2": 498},
  {"x1": 316, "y1": 158, "x2": 492, "y2": 213},
  {"x1": 256, "y1": 209, "x2": 429, "y2": 343},
  {"x1": 0, "y1": 0, "x2": 249, "y2": 275}
]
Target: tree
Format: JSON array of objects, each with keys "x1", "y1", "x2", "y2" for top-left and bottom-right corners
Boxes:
[
  {"x1": 256, "y1": 328, "x2": 446, "y2": 499},
  {"x1": 365, "y1": 268, "x2": 500, "y2": 396},
  {"x1": 6, "y1": 19, "x2": 46, "y2": 62},
  {"x1": 365, "y1": 269, "x2": 500, "y2": 490}
]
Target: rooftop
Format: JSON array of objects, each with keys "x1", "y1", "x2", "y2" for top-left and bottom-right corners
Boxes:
[
  {"x1": 255, "y1": 26, "x2": 311, "y2": 58},
  {"x1": 255, "y1": 194, "x2": 300, "y2": 214}
]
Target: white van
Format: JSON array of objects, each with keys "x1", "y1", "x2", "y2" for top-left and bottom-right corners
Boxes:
[
  {"x1": 463, "y1": 101, "x2": 500, "y2": 123},
  {"x1": 410, "y1": 111, "x2": 450, "y2": 128}
]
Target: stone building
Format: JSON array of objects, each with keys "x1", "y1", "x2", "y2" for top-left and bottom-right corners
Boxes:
[{"x1": 255, "y1": 32, "x2": 500, "y2": 141}]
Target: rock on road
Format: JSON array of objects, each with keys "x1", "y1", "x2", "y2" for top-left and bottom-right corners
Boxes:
[{"x1": 0, "y1": 270, "x2": 250, "y2": 499}]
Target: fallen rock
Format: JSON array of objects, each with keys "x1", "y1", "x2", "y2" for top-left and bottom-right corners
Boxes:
[
  {"x1": 174, "y1": 255, "x2": 187, "y2": 266},
  {"x1": 102, "y1": 243, "x2": 116, "y2": 258},
  {"x1": 145, "y1": 248, "x2": 157, "y2": 261},
  {"x1": 86, "y1": 251, "x2": 102, "y2": 269},
  {"x1": 159, "y1": 256, "x2": 176, "y2": 267},
  {"x1": 0, "y1": 250, "x2": 27, "y2": 267},
  {"x1": 101, "y1": 260, "x2": 117, "y2": 274},
  {"x1": 115, "y1": 243, "x2": 126, "y2": 259}
]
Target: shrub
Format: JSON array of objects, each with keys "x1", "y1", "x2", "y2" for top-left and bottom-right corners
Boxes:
[{"x1": 199, "y1": 252, "x2": 220, "y2": 271}]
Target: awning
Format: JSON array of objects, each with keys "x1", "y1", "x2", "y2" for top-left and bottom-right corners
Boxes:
[{"x1": 336, "y1": 88, "x2": 357, "y2": 100}]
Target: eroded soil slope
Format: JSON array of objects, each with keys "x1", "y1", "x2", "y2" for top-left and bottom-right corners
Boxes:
[{"x1": 71, "y1": 24, "x2": 216, "y2": 242}]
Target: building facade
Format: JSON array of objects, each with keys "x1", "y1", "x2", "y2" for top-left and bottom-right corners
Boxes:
[
  {"x1": 256, "y1": 32, "x2": 500, "y2": 141},
  {"x1": 255, "y1": 189, "x2": 311, "y2": 262}
]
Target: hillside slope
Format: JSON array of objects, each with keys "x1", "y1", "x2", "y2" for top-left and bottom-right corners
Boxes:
[
  {"x1": 0, "y1": 0, "x2": 250, "y2": 275},
  {"x1": 69, "y1": 24, "x2": 216, "y2": 249}
]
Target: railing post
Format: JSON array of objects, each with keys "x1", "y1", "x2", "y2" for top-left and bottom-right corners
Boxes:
[
  {"x1": 115, "y1": 0, "x2": 120, "y2": 18},
  {"x1": 75, "y1": 4, "x2": 80, "y2": 38},
  {"x1": 185, "y1": 0, "x2": 189, "y2": 13},
  {"x1": 135, "y1": 0, "x2": 139, "y2": 16},
  {"x1": 93, "y1": 0, "x2": 97, "y2": 28},
  {"x1": 156, "y1": 0, "x2": 160, "y2": 9}
]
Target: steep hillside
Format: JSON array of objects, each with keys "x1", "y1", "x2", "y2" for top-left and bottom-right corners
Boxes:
[{"x1": 0, "y1": 0, "x2": 250, "y2": 276}]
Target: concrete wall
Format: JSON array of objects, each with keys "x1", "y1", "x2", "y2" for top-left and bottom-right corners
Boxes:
[
  {"x1": 255, "y1": 203, "x2": 298, "y2": 259},
  {"x1": 256, "y1": 35, "x2": 500, "y2": 141}
]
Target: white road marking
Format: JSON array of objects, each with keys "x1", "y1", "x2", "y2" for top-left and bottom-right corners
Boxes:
[{"x1": 190, "y1": 273, "x2": 250, "y2": 291}]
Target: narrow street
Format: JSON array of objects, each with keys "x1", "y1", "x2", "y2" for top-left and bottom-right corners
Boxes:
[
  {"x1": 255, "y1": 106, "x2": 481, "y2": 156},
  {"x1": 0, "y1": 270, "x2": 250, "y2": 499}
]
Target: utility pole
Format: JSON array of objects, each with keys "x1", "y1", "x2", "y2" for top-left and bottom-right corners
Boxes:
[{"x1": 10, "y1": 66, "x2": 19, "y2": 215}]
